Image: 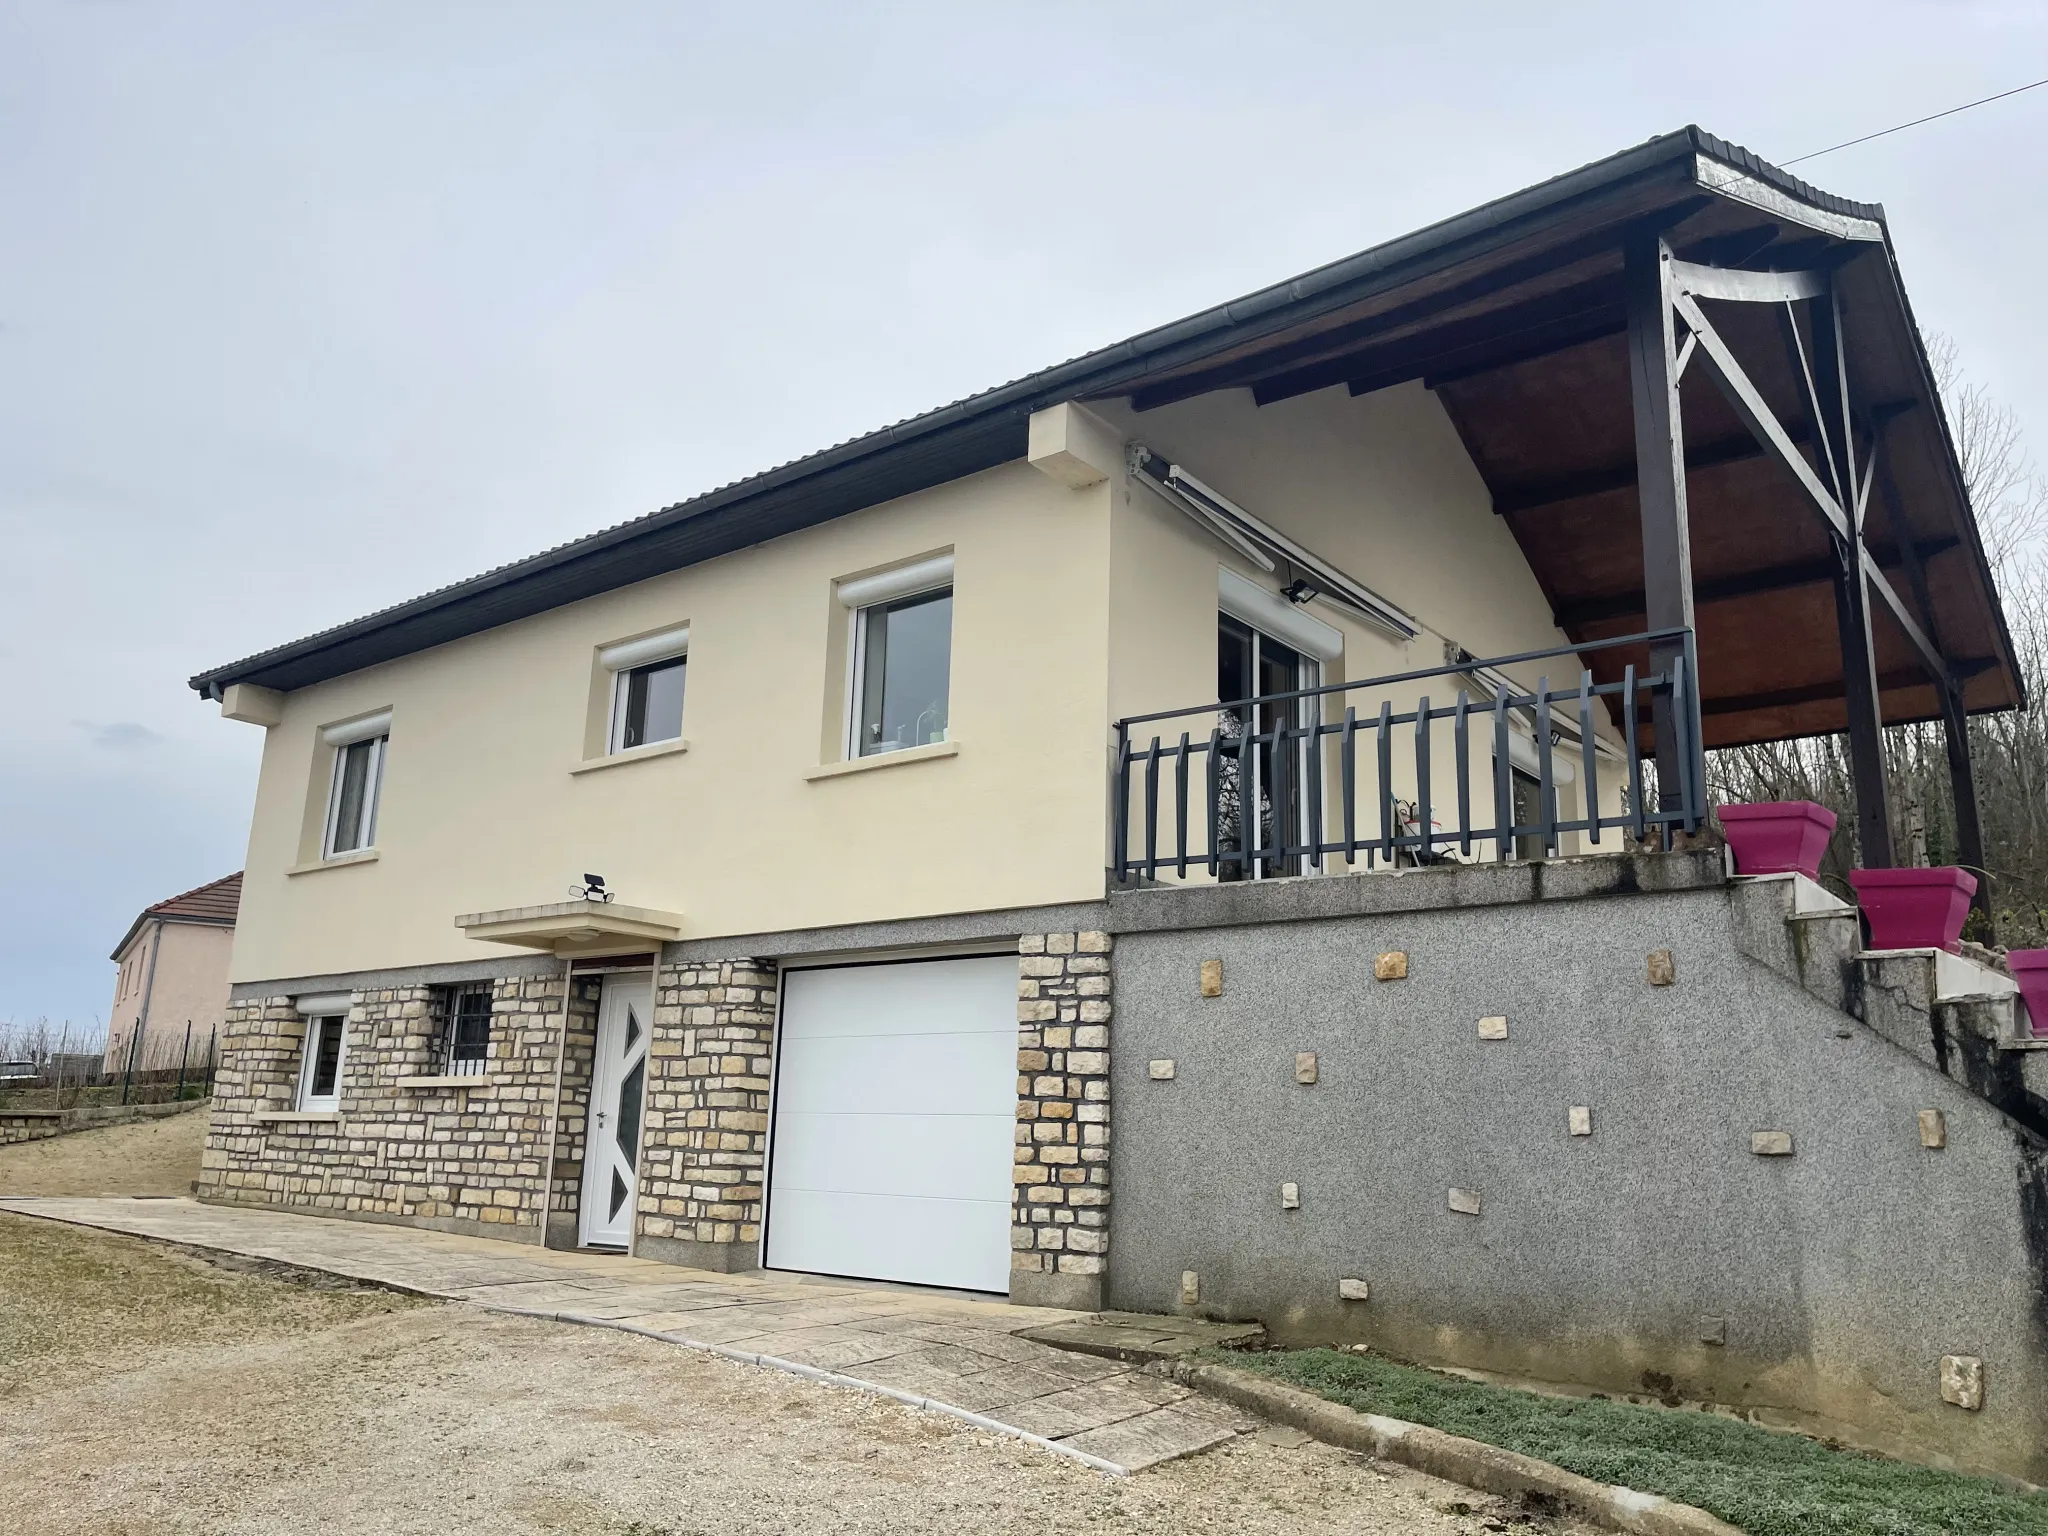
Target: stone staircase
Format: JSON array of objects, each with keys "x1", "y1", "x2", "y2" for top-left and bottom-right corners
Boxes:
[{"x1": 1731, "y1": 873, "x2": 2048, "y2": 1143}]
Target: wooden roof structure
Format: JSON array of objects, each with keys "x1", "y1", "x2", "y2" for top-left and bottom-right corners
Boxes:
[{"x1": 1104, "y1": 150, "x2": 2019, "y2": 757}]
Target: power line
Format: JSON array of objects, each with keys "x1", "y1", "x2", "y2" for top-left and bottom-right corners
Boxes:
[{"x1": 1783, "y1": 76, "x2": 2048, "y2": 165}]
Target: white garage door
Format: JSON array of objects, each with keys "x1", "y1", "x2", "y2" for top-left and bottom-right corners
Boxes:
[{"x1": 765, "y1": 955, "x2": 1017, "y2": 1293}]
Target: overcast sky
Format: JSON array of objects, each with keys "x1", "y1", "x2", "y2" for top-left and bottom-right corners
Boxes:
[{"x1": 4, "y1": 2, "x2": 2045, "y2": 1031}]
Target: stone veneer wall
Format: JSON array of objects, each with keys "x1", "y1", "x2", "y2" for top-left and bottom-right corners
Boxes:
[
  {"x1": 200, "y1": 971, "x2": 598, "y2": 1242},
  {"x1": 1011, "y1": 930, "x2": 1113, "y2": 1310},
  {"x1": 545, "y1": 975, "x2": 603, "y2": 1247},
  {"x1": 634, "y1": 958, "x2": 777, "y2": 1271}
]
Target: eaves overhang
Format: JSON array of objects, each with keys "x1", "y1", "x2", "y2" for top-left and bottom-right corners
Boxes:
[{"x1": 189, "y1": 127, "x2": 1891, "y2": 701}]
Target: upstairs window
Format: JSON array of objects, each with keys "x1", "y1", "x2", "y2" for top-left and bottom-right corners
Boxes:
[
  {"x1": 435, "y1": 983, "x2": 494, "y2": 1077},
  {"x1": 321, "y1": 711, "x2": 390, "y2": 858},
  {"x1": 598, "y1": 626, "x2": 689, "y2": 755},
  {"x1": 849, "y1": 577, "x2": 954, "y2": 759}
]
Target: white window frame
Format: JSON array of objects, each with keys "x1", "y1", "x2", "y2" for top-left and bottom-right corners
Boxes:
[
  {"x1": 321, "y1": 710, "x2": 391, "y2": 859},
  {"x1": 294, "y1": 993, "x2": 351, "y2": 1112},
  {"x1": 599, "y1": 626, "x2": 690, "y2": 755},
  {"x1": 837, "y1": 555, "x2": 955, "y2": 759}
]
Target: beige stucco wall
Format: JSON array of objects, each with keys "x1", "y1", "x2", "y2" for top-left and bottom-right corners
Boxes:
[
  {"x1": 106, "y1": 920, "x2": 235, "y2": 1069},
  {"x1": 229, "y1": 461, "x2": 1117, "y2": 984},
  {"x1": 226, "y1": 380, "x2": 1627, "y2": 985},
  {"x1": 1097, "y1": 381, "x2": 1626, "y2": 863}
]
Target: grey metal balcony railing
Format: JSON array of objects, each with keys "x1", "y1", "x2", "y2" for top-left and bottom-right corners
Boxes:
[{"x1": 1112, "y1": 629, "x2": 1705, "y2": 885}]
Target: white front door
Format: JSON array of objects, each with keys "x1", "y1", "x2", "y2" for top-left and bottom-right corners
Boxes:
[
  {"x1": 765, "y1": 956, "x2": 1016, "y2": 1292},
  {"x1": 578, "y1": 970, "x2": 653, "y2": 1249}
]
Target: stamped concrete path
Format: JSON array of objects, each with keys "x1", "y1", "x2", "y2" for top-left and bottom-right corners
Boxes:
[{"x1": 0, "y1": 1196, "x2": 1255, "y2": 1475}]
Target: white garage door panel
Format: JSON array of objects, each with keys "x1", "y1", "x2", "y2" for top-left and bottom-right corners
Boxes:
[
  {"x1": 770, "y1": 1032, "x2": 1013, "y2": 1116},
  {"x1": 778, "y1": 959, "x2": 1016, "y2": 1039},
  {"x1": 767, "y1": 957, "x2": 1017, "y2": 1293},
  {"x1": 771, "y1": 1110, "x2": 1015, "y2": 1203},
  {"x1": 765, "y1": 1188, "x2": 1012, "y2": 1294}
]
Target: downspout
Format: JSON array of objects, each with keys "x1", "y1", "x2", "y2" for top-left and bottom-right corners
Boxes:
[
  {"x1": 132, "y1": 919, "x2": 165, "y2": 1069},
  {"x1": 538, "y1": 955, "x2": 575, "y2": 1250}
]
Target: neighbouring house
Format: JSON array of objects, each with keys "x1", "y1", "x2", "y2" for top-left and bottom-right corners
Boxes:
[
  {"x1": 187, "y1": 128, "x2": 2047, "y2": 1483},
  {"x1": 104, "y1": 872, "x2": 242, "y2": 1074}
]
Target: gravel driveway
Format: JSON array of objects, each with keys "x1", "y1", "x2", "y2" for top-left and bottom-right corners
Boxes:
[{"x1": 1, "y1": 1213, "x2": 1591, "y2": 1536}]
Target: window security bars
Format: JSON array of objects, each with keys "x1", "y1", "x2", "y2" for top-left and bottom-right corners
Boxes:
[
  {"x1": 1112, "y1": 629, "x2": 1705, "y2": 886},
  {"x1": 439, "y1": 985, "x2": 493, "y2": 1077}
]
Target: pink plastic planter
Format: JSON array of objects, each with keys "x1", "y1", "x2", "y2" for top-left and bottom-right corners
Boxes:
[
  {"x1": 1718, "y1": 801, "x2": 1837, "y2": 880},
  {"x1": 1848, "y1": 866, "x2": 1978, "y2": 954},
  {"x1": 2005, "y1": 949, "x2": 2048, "y2": 1038}
]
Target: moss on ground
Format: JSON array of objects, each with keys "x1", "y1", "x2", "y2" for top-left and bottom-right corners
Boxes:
[
  {"x1": 0, "y1": 1211, "x2": 424, "y2": 1389},
  {"x1": 1216, "y1": 1347, "x2": 2048, "y2": 1536}
]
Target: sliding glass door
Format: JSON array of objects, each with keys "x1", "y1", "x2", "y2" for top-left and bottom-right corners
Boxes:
[{"x1": 1217, "y1": 613, "x2": 1320, "y2": 880}]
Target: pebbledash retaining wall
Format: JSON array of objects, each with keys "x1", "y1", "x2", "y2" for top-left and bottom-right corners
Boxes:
[{"x1": 1103, "y1": 850, "x2": 2048, "y2": 1486}]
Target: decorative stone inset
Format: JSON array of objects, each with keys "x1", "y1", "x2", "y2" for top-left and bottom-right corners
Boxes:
[
  {"x1": 1699, "y1": 1315, "x2": 1727, "y2": 1346},
  {"x1": 1478, "y1": 1016, "x2": 1509, "y2": 1040},
  {"x1": 1149, "y1": 1059, "x2": 1176, "y2": 1080},
  {"x1": 1374, "y1": 952, "x2": 1408, "y2": 982},
  {"x1": 1448, "y1": 1187, "x2": 1482, "y2": 1215},
  {"x1": 1280, "y1": 1181, "x2": 1300, "y2": 1210},
  {"x1": 1940, "y1": 1354, "x2": 1984, "y2": 1410},
  {"x1": 1338, "y1": 1277, "x2": 1370, "y2": 1302},
  {"x1": 1199, "y1": 959, "x2": 1223, "y2": 997},
  {"x1": 1568, "y1": 1106, "x2": 1593, "y2": 1137},
  {"x1": 1751, "y1": 1130, "x2": 1794, "y2": 1157},
  {"x1": 1918, "y1": 1109, "x2": 1947, "y2": 1149},
  {"x1": 1648, "y1": 950, "x2": 1676, "y2": 986},
  {"x1": 1180, "y1": 1270, "x2": 1201, "y2": 1305},
  {"x1": 1294, "y1": 1052, "x2": 1318, "y2": 1085}
]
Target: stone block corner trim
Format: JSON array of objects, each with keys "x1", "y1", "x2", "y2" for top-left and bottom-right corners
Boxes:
[{"x1": 1012, "y1": 931, "x2": 1112, "y2": 1288}]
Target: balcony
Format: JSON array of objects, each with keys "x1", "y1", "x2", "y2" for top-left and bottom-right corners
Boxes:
[{"x1": 1111, "y1": 630, "x2": 1706, "y2": 886}]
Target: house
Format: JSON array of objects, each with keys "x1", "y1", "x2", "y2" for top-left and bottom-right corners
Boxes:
[
  {"x1": 104, "y1": 872, "x2": 242, "y2": 1074},
  {"x1": 187, "y1": 128, "x2": 2047, "y2": 1483}
]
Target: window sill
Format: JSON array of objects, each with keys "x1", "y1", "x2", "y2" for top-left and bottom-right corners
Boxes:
[
  {"x1": 395, "y1": 1074, "x2": 494, "y2": 1089},
  {"x1": 254, "y1": 1110, "x2": 341, "y2": 1124},
  {"x1": 286, "y1": 850, "x2": 380, "y2": 877},
  {"x1": 570, "y1": 738, "x2": 690, "y2": 776},
  {"x1": 804, "y1": 740, "x2": 959, "y2": 781}
]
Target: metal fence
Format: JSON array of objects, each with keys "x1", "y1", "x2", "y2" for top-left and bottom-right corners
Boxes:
[
  {"x1": 0, "y1": 1018, "x2": 218, "y2": 1111},
  {"x1": 1112, "y1": 629, "x2": 1706, "y2": 886}
]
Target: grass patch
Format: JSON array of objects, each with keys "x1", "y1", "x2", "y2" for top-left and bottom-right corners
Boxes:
[
  {"x1": 1217, "y1": 1347, "x2": 2048, "y2": 1536},
  {"x1": 0, "y1": 1211, "x2": 424, "y2": 1388}
]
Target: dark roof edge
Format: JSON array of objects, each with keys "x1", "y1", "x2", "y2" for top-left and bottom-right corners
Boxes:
[{"x1": 190, "y1": 126, "x2": 1881, "y2": 697}]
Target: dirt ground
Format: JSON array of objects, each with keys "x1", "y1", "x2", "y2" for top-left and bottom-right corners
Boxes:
[
  {"x1": 0, "y1": 1211, "x2": 1590, "y2": 1536},
  {"x1": 0, "y1": 1107, "x2": 206, "y2": 1196}
]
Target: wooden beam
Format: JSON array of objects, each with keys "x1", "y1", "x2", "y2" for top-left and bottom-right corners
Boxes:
[
  {"x1": 1668, "y1": 260, "x2": 1829, "y2": 304},
  {"x1": 1239, "y1": 278, "x2": 1623, "y2": 406},
  {"x1": 1126, "y1": 222, "x2": 1645, "y2": 412},
  {"x1": 1698, "y1": 659, "x2": 1996, "y2": 717},
  {"x1": 1551, "y1": 537, "x2": 1960, "y2": 627}
]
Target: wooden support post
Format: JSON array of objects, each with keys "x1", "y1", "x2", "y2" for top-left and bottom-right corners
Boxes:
[
  {"x1": 1809, "y1": 287, "x2": 1894, "y2": 867},
  {"x1": 1625, "y1": 237, "x2": 1699, "y2": 828}
]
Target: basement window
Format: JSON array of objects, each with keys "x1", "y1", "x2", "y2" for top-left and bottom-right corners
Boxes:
[
  {"x1": 297, "y1": 1014, "x2": 347, "y2": 1112},
  {"x1": 436, "y1": 984, "x2": 494, "y2": 1077}
]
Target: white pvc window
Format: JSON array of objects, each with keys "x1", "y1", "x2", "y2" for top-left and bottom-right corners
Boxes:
[
  {"x1": 600, "y1": 627, "x2": 689, "y2": 754},
  {"x1": 297, "y1": 1014, "x2": 347, "y2": 1111},
  {"x1": 321, "y1": 712, "x2": 389, "y2": 858},
  {"x1": 851, "y1": 588, "x2": 952, "y2": 756}
]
